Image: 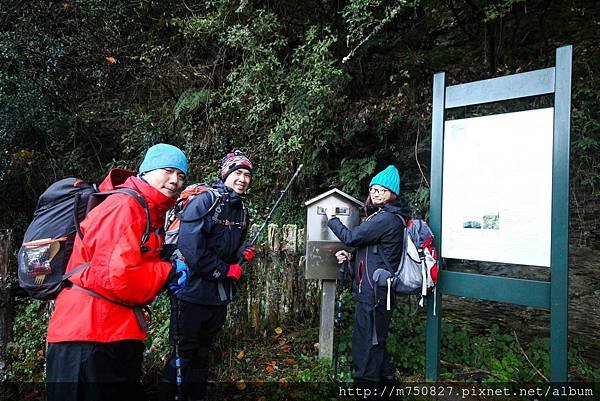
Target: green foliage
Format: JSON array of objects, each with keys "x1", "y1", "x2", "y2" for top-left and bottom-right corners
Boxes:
[
  {"x1": 295, "y1": 355, "x2": 334, "y2": 382},
  {"x1": 143, "y1": 292, "x2": 173, "y2": 375},
  {"x1": 174, "y1": 88, "x2": 212, "y2": 121},
  {"x1": 4, "y1": 299, "x2": 48, "y2": 382},
  {"x1": 331, "y1": 290, "x2": 354, "y2": 382},
  {"x1": 387, "y1": 303, "x2": 427, "y2": 373},
  {"x1": 269, "y1": 26, "x2": 346, "y2": 158},
  {"x1": 339, "y1": 157, "x2": 377, "y2": 198},
  {"x1": 405, "y1": 185, "x2": 431, "y2": 219},
  {"x1": 2, "y1": 0, "x2": 598, "y2": 233},
  {"x1": 341, "y1": 0, "x2": 377, "y2": 47},
  {"x1": 385, "y1": 307, "x2": 598, "y2": 382},
  {"x1": 341, "y1": 0, "x2": 419, "y2": 48},
  {"x1": 483, "y1": 0, "x2": 526, "y2": 22},
  {"x1": 571, "y1": 80, "x2": 600, "y2": 195},
  {"x1": 216, "y1": 11, "x2": 287, "y2": 136}
]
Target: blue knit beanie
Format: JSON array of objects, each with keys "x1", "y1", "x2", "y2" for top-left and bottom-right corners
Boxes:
[
  {"x1": 139, "y1": 143, "x2": 188, "y2": 176},
  {"x1": 369, "y1": 165, "x2": 400, "y2": 196}
]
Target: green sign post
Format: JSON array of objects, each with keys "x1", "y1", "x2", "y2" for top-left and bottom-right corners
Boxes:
[{"x1": 426, "y1": 45, "x2": 572, "y2": 382}]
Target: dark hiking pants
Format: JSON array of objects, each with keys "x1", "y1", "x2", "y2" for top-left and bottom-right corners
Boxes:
[
  {"x1": 352, "y1": 300, "x2": 395, "y2": 383},
  {"x1": 160, "y1": 301, "x2": 227, "y2": 401},
  {"x1": 46, "y1": 340, "x2": 144, "y2": 401}
]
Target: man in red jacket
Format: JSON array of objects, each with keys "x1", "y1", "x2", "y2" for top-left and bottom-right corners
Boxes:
[{"x1": 45, "y1": 143, "x2": 188, "y2": 401}]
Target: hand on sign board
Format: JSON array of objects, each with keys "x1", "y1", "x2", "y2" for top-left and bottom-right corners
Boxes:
[{"x1": 325, "y1": 205, "x2": 336, "y2": 220}]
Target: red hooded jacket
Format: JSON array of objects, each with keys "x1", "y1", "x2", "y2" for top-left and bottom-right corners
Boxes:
[{"x1": 47, "y1": 170, "x2": 176, "y2": 343}]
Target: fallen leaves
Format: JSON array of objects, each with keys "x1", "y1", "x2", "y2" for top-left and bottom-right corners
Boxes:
[
  {"x1": 236, "y1": 349, "x2": 246, "y2": 360},
  {"x1": 220, "y1": 326, "x2": 312, "y2": 384},
  {"x1": 265, "y1": 360, "x2": 278, "y2": 373}
]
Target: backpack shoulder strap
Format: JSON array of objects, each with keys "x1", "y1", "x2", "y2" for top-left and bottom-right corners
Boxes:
[
  {"x1": 208, "y1": 188, "x2": 224, "y2": 225},
  {"x1": 378, "y1": 213, "x2": 409, "y2": 275},
  {"x1": 89, "y1": 188, "x2": 152, "y2": 248},
  {"x1": 70, "y1": 283, "x2": 150, "y2": 331},
  {"x1": 178, "y1": 188, "x2": 223, "y2": 224},
  {"x1": 113, "y1": 188, "x2": 152, "y2": 246},
  {"x1": 73, "y1": 185, "x2": 97, "y2": 240},
  {"x1": 396, "y1": 214, "x2": 407, "y2": 226}
]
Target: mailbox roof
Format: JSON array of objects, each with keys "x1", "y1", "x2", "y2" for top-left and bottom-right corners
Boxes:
[{"x1": 304, "y1": 188, "x2": 364, "y2": 207}]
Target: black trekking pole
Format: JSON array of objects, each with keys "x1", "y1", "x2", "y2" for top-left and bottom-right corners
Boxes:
[
  {"x1": 332, "y1": 259, "x2": 349, "y2": 381},
  {"x1": 246, "y1": 164, "x2": 303, "y2": 249},
  {"x1": 172, "y1": 295, "x2": 184, "y2": 401}
]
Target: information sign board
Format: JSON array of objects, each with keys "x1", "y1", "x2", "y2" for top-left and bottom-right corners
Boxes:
[{"x1": 441, "y1": 108, "x2": 554, "y2": 266}]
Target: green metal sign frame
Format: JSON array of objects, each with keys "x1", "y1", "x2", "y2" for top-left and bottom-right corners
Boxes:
[{"x1": 426, "y1": 45, "x2": 572, "y2": 382}]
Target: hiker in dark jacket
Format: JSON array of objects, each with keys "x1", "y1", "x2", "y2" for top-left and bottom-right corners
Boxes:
[
  {"x1": 326, "y1": 165, "x2": 411, "y2": 384},
  {"x1": 161, "y1": 151, "x2": 255, "y2": 401}
]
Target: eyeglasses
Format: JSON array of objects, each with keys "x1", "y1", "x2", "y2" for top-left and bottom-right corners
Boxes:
[{"x1": 369, "y1": 187, "x2": 388, "y2": 196}]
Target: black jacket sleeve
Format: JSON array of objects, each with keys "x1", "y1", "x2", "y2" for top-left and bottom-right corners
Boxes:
[
  {"x1": 177, "y1": 192, "x2": 229, "y2": 276},
  {"x1": 327, "y1": 213, "x2": 386, "y2": 247}
]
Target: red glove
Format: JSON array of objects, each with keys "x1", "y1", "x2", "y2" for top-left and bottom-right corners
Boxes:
[
  {"x1": 241, "y1": 246, "x2": 256, "y2": 262},
  {"x1": 226, "y1": 263, "x2": 243, "y2": 281}
]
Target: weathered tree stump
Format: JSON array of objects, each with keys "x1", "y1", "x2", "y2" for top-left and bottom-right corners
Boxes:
[{"x1": 225, "y1": 224, "x2": 319, "y2": 338}]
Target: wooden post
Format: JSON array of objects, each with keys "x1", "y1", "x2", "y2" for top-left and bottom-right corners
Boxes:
[
  {"x1": 0, "y1": 229, "x2": 14, "y2": 371},
  {"x1": 282, "y1": 224, "x2": 297, "y2": 253},
  {"x1": 318, "y1": 280, "x2": 336, "y2": 360}
]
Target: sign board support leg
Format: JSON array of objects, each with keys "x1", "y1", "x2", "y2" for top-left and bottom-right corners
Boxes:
[
  {"x1": 426, "y1": 71, "x2": 446, "y2": 382},
  {"x1": 550, "y1": 44, "x2": 572, "y2": 383},
  {"x1": 425, "y1": 290, "x2": 442, "y2": 381}
]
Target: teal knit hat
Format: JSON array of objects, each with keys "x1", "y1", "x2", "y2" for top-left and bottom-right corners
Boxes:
[
  {"x1": 369, "y1": 165, "x2": 400, "y2": 196},
  {"x1": 139, "y1": 143, "x2": 188, "y2": 176}
]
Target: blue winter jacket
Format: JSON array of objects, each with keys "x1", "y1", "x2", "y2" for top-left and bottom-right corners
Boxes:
[
  {"x1": 176, "y1": 180, "x2": 249, "y2": 305},
  {"x1": 327, "y1": 200, "x2": 411, "y2": 305}
]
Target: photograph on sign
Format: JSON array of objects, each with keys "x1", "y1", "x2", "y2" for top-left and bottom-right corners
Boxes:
[{"x1": 441, "y1": 108, "x2": 554, "y2": 267}]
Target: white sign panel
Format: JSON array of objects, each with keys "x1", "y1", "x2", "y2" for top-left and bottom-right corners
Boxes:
[{"x1": 441, "y1": 108, "x2": 553, "y2": 267}]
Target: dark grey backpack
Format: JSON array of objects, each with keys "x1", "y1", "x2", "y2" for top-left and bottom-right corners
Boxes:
[
  {"x1": 392, "y1": 216, "x2": 439, "y2": 297},
  {"x1": 18, "y1": 177, "x2": 150, "y2": 300}
]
